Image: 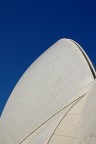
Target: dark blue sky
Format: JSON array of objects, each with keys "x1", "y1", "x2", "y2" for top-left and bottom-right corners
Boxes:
[{"x1": 0, "y1": 0, "x2": 96, "y2": 115}]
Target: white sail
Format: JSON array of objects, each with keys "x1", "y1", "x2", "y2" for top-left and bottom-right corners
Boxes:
[{"x1": 0, "y1": 39, "x2": 95, "y2": 144}]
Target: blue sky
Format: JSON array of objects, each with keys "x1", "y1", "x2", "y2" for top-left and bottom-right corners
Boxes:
[{"x1": 0, "y1": 0, "x2": 96, "y2": 115}]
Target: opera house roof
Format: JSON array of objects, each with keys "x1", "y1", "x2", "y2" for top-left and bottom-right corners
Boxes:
[{"x1": 0, "y1": 39, "x2": 96, "y2": 144}]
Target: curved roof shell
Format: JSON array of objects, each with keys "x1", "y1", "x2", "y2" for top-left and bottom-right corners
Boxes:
[{"x1": 0, "y1": 39, "x2": 95, "y2": 144}]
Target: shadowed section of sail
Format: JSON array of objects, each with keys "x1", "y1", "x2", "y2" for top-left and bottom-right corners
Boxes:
[{"x1": 74, "y1": 80, "x2": 96, "y2": 144}]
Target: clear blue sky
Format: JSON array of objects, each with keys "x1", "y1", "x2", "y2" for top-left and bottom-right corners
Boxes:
[{"x1": 0, "y1": 0, "x2": 96, "y2": 115}]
